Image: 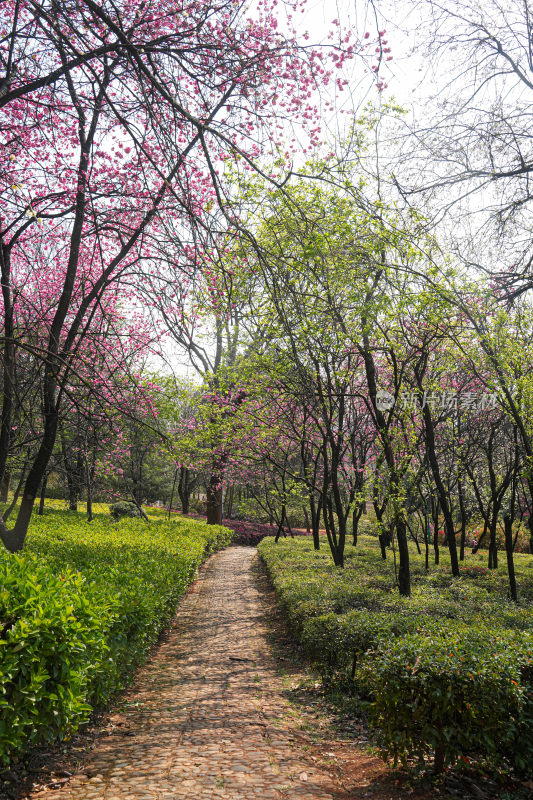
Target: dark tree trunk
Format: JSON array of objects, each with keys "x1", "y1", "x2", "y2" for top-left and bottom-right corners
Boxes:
[
  {"x1": 86, "y1": 456, "x2": 93, "y2": 522},
  {"x1": 503, "y1": 516, "x2": 518, "y2": 602},
  {"x1": 419, "y1": 398, "x2": 459, "y2": 576},
  {"x1": 424, "y1": 514, "x2": 429, "y2": 571},
  {"x1": 178, "y1": 467, "x2": 194, "y2": 515},
  {"x1": 396, "y1": 518, "x2": 411, "y2": 596},
  {"x1": 352, "y1": 508, "x2": 358, "y2": 546},
  {"x1": 488, "y1": 519, "x2": 499, "y2": 569},
  {"x1": 458, "y1": 479, "x2": 467, "y2": 561},
  {"x1": 432, "y1": 498, "x2": 440, "y2": 565},
  {"x1": 0, "y1": 470, "x2": 10, "y2": 503},
  {"x1": 275, "y1": 505, "x2": 288, "y2": 542},
  {"x1": 326, "y1": 494, "x2": 343, "y2": 567},
  {"x1": 86, "y1": 478, "x2": 93, "y2": 521},
  {"x1": 0, "y1": 406, "x2": 59, "y2": 552},
  {"x1": 206, "y1": 474, "x2": 222, "y2": 525},
  {"x1": 38, "y1": 474, "x2": 48, "y2": 516},
  {"x1": 225, "y1": 484, "x2": 234, "y2": 519},
  {"x1": 168, "y1": 467, "x2": 178, "y2": 519},
  {"x1": 310, "y1": 494, "x2": 321, "y2": 550}
]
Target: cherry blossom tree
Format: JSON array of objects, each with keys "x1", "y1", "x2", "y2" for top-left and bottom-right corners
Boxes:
[{"x1": 0, "y1": 0, "x2": 361, "y2": 551}]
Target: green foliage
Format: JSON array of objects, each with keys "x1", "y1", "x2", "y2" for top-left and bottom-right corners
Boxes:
[
  {"x1": 109, "y1": 501, "x2": 142, "y2": 519},
  {"x1": 0, "y1": 507, "x2": 232, "y2": 765},
  {"x1": 258, "y1": 536, "x2": 533, "y2": 773},
  {"x1": 360, "y1": 627, "x2": 533, "y2": 772},
  {"x1": 0, "y1": 556, "x2": 107, "y2": 760}
]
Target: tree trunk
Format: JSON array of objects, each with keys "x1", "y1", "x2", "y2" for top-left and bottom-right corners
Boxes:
[
  {"x1": 0, "y1": 470, "x2": 10, "y2": 503},
  {"x1": 303, "y1": 504, "x2": 311, "y2": 533},
  {"x1": 434, "y1": 744, "x2": 445, "y2": 774},
  {"x1": 275, "y1": 505, "x2": 287, "y2": 542},
  {"x1": 86, "y1": 478, "x2": 93, "y2": 521},
  {"x1": 86, "y1": 457, "x2": 93, "y2": 522},
  {"x1": 0, "y1": 407, "x2": 59, "y2": 552},
  {"x1": 458, "y1": 479, "x2": 466, "y2": 561},
  {"x1": 352, "y1": 508, "x2": 358, "y2": 546},
  {"x1": 38, "y1": 474, "x2": 48, "y2": 516},
  {"x1": 225, "y1": 484, "x2": 234, "y2": 519},
  {"x1": 310, "y1": 494, "x2": 321, "y2": 550},
  {"x1": 325, "y1": 494, "x2": 343, "y2": 566},
  {"x1": 396, "y1": 518, "x2": 411, "y2": 597},
  {"x1": 177, "y1": 467, "x2": 193, "y2": 515},
  {"x1": 168, "y1": 467, "x2": 178, "y2": 519},
  {"x1": 206, "y1": 474, "x2": 222, "y2": 525},
  {"x1": 503, "y1": 516, "x2": 518, "y2": 602},
  {"x1": 432, "y1": 498, "x2": 440, "y2": 565},
  {"x1": 488, "y1": 518, "x2": 499, "y2": 569}
]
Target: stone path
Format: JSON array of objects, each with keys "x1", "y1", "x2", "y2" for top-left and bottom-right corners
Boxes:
[{"x1": 38, "y1": 547, "x2": 337, "y2": 800}]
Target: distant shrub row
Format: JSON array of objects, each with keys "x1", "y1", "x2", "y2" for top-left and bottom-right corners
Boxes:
[
  {"x1": 223, "y1": 518, "x2": 315, "y2": 546},
  {"x1": 258, "y1": 537, "x2": 533, "y2": 774},
  {"x1": 0, "y1": 509, "x2": 231, "y2": 765}
]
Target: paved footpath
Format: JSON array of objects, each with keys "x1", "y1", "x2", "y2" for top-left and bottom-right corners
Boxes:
[{"x1": 39, "y1": 547, "x2": 337, "y2": 800}]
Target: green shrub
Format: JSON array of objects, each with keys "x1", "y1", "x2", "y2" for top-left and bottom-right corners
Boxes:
[
  {"x1": 300, "y1": 609, "x2": 435, "y2": 674},
  {"x1": 358, "y1": 627, "x2": 533, "y2": 772},
  {"x1": 0, "y1": 555, "x2": 110, "y2": 760},
  {"x1": 0, "y1": 509, "x2": 232, "y2": 765},
  {"x1": 109, "y1": 501, "x2": 142, "y2": 520},
  {"x1": 258, "y1": 536, "x2": 533, "y2": 774}
]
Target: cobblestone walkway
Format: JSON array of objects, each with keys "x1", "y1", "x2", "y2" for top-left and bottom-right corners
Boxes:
[{"x1": 39, "y1": 547, "x2": 337, "y2": 800}]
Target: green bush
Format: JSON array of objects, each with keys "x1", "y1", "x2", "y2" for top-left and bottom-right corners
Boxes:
[
  {"x1": 300, "y1": 609, "x2": 434, "y2": 675},
  {"x1": 0, "y1": 508, "x2": 232, "y2": 765},
  {"x1": 258, "y1": 536, "x2": 533, "y2": 774},
  {"x1": 0, "y1": 555, "x2": 109, "y2": 759},
  {"x1": 109, "y1": 501, "x2": 142, "y2": 519},
  {"x1": 359, "y1": 627, "x2": 533, "y2": 772}
]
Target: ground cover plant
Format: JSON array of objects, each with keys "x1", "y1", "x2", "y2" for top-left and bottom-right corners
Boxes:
[
  {"x1": 258, "y1": 535, "x2": 533, "y2": 775},
  {"x1": 0, "y1": 504, "x2": 231, "y2": 766}
]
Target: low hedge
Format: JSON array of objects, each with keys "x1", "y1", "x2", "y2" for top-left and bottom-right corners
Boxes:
[
  {"x1": 0, "y1": 508, "x2": 231, "y2": 765},
  {"x1": 258, "y1": 536, "x2": 533, "y2": 774},
  {"x1": 109, "y1": 501, "x2": 142, "y2": 520},
  {"x1": 360, "y1": 626, "x2": 533, "y2": 773}
]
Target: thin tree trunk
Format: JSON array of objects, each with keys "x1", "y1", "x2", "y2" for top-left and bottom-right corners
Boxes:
[
  {"x1": 396, "y1": 518, "x2": 410, "y2": 596},
  {"x1": 226, "y1": 484, "x2": 234, "y2": 519},
  {"x1": 458, "y1": 478, "x2": 466, "y2": 561},
  {"x1": 432, "y1": 498, "x2": 440, "y2": 565},
  {"x1": 168, "y1": 466, "x2": 178, "y2": 519},
  {"x1": 503, "y1": 516, "x2": 518, "y2": 602},
  {"x1": 0, "y1": 470, "x2": 10, "y2": 503},
  {"x1": 310, "y1": 494, "x2": 321, "y2": 550},
  {"x1": 274, "y1": 505, "x2": 287, "y2": 542},
  {"x1": 38, "y1": 474, "x2": 48, "y2": 516},
  {"x1": 488, "y1": 518, "x2": 499, "y2": 569},
  {"x1": 86, "y1": 467, "x2": 93, "y2": 522}
]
